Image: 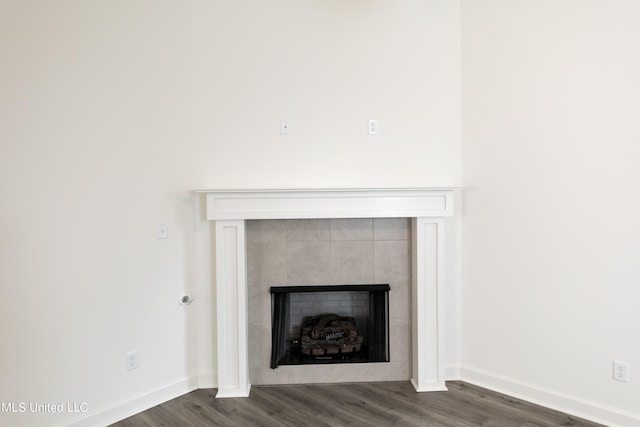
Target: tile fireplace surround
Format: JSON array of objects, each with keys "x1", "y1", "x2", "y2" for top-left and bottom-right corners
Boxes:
[{"x1": 198, "y1": 188, "x2": 454, "y2": 398}]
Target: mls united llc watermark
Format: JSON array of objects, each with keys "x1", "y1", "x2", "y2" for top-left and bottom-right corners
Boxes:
[{"x1": 2, "y1": 401, "x2": 88, "y2": 414}]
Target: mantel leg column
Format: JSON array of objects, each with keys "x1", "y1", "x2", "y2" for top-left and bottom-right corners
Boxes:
[
  {"x1": 411, "y1": 217, "x2": 447, "y2": 392},
  {"x1": 215, "y1": 220, "x2": 250, "y2": 398}
]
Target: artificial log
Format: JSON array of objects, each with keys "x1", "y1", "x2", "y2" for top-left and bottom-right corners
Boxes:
[{"x1": 300, "y1": 314, "x2": 363, "y2": 356}]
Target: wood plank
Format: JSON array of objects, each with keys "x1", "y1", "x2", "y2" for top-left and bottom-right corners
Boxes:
[{"x1": 110, "y1": 381, "x2": 604, "y2": 427}]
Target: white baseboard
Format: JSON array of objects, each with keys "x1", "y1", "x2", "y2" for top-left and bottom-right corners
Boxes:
[
  {"x1": 58, "y1": 373, "x2": 215, "y2": 427},
  {"x1": 460, "y1": 366, "x2": 640, "y2": 427}
]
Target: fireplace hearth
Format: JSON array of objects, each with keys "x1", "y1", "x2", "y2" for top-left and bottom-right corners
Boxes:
[{"x1": 270, "y1": 284, "x2": 390, "y2": 369}]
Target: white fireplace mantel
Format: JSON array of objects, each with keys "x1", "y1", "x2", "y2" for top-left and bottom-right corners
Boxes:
[{"x1": 197, "y1": 188, "x2": 454, "y2": 398}]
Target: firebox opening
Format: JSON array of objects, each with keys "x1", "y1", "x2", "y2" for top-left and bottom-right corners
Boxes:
[{"x1": 270, "y1": 284, "x2": 390, "y2": 369}]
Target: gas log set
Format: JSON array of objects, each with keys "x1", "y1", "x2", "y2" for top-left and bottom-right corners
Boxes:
[{"x1": 300, "y1": 313, "x2": 364, "y2": 357}]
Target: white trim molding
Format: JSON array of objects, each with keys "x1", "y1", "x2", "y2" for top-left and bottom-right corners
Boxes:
[
  {"x1": 412, "y1": 218, "x2": 447, "y2": 392},
  {"x1": 197, "y1": 188, "x2": 456, "y2": 397},
  {"x1": 461, "y1": 367, "x2": 640, "y2": 427},
  {"x1": 60, "y1": 375, "x2": 201, "y2": 427},
  {"x1": 214, "y1": 220, "x2": 251, "y2": 398}
]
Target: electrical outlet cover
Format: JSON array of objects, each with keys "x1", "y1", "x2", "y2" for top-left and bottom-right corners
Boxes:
[
  {"x1": 126, "y1": 351, "x2": 139, "y2": 371},
  {"x1": 613, "y1": 360, "x2": 630, "y2": 383}
]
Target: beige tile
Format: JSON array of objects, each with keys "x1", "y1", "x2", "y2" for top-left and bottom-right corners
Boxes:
[
  {"x1": 389, "y1": 318, "x2": 411, "y2": 363},
  {"x1": 246, "y1": 217, "x2": 415, "y2": 387},
  {"x1": 287, "y1": 365, "x2": 334, "y2": 384},
  {"x1": 248, "y1": 322, "x2": 272, "y2": 369},
  {"x1": 285, "y1": 219, "x2": 331, "y2": 242},
  {"x1": 246, "y1": 220, "x2": 287, "y2": 242},
  {"x1": 251, "y1": 367, "x2": 289, "y2": 385},
  {"x1": 389, "y1": 282, "x2": 411, "y2": 320},
  {"x1": 373, "y1": 362, "x2": 410, "y2": 381},
  {"x1": 330, "y1": 218, "x2": 373, "y2": 241},
  {"x1": 374, "y1": 240, "x2": 411, "y2": 283},
  {"x1": 247, "y1": 241, "x2": 287, "y2": 287},
  {"x1": 329, "y1": 363, "x2": 376, "y2": 383},
  {"x1": 374, "y1": 218, "x2": 410, "y2": 241},
  {"x1": 248, "y1": 285, "x2": 271, "y2": 323},
  {"x1": 330, "y1": 241, "x2": 374, "y2": 284},
  {"x1": 287, "y1": 241, "x2": 332, "y2": 284}
]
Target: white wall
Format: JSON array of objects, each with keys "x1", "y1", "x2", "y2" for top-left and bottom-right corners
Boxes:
[
  {"x1": 0, "y1": 2, "x2": 208, "y2": 426},
  {"x1": 0, "y1": 1, "x2": 461, "y2": 426},
  {"x1": 461, "y1": 1, "x2": 640, "y2": 425},
  {"x1": 192, "y1": 0, "x2": 461, "y2": 188}
]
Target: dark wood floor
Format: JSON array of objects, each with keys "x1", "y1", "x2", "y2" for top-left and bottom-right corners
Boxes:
[{"x1": 110, "y1": 381, "x2": 603, "y2": 427}]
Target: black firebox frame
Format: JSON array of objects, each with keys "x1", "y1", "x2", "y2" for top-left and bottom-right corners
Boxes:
[{"x1": 269, "y1": 284, "x2": 390, "y2": 369}]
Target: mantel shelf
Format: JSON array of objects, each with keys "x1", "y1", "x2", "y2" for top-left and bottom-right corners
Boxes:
[{"x1": 197, "y1": 187, "x2": 456, "y2": 221}]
